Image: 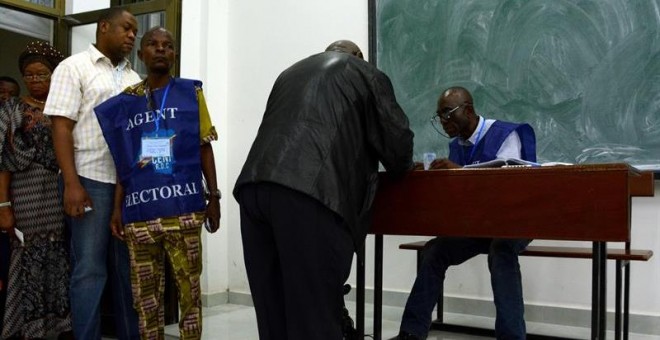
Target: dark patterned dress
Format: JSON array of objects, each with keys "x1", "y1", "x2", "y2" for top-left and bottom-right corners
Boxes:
[{"x1": 0, "y1": 98, "x2": 71, "y2": 338}]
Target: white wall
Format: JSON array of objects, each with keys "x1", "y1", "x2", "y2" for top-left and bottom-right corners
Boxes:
[
  {"x1": 66, "y1": 0, "x2": 660, "y2": 330},
  {"x1": 180, "y1": 0, "x2": 371, "y2": 300},
  {"x1": 180, "y1": 0, "x2": 230, "y2": 299},
  {"x1": 220, "y1": 0, "x2": 370, "y2": 294},
  {"x1": 200, "y1": 0, "x2": 660, "y2": 327}
]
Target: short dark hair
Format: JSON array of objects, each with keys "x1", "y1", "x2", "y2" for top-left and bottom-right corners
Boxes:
[
  {"x1": 0, "y1": 76, "x2": 19, "y2": 87},
  {"x1": 325, "y1": 40, "x2": 363, "y2": 59},
  {"x1": 98, "y1": 6, "x2": 128, "y2": 24},
  {"x1": 96, "y1": 7, "x2": 130, "y2": 36}
]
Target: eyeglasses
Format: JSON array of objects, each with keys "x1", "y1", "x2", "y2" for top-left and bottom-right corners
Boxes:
[
  {"x1": 23, "y1": 73, "x2": 51, "y2": 82},
  {"x1": 430, "y1": 103, "x2": 471, "y2": 136},
  {"x1": 430, "y1": 115, "x2": 445, "y2": 136},
  {"x1": 436, "y1": 103, "x2": 469, "y2": 121}
]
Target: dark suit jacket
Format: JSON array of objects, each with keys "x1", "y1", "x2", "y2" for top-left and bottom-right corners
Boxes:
[{"x1": 234, "y1": 51, "x2": 414, "y2": 246}]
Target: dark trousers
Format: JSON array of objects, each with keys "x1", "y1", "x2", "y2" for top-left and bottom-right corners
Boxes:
[
  {"x1": 237, "y1": 182, "x2": 354, "y2": 340},
  {"x1": 400, "y1": 237, "x2": 532, "y2": 340}
]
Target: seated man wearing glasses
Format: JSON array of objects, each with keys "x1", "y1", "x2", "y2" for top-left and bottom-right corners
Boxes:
[{"x1": 398, "y1": 86, "x2": 536, "y2": 340}]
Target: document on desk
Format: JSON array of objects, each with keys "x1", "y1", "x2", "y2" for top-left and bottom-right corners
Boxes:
[
  {"x1": 463, "y1": 158, "x2": 540, "y2": 168},
  {"x1": 463, "y1": 158, "x2": 575, "y2": 168}
]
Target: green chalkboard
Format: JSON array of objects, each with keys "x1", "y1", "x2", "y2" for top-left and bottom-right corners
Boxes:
[{"x1": 375, "y1": 0, "x2": 660, "y2": 168}]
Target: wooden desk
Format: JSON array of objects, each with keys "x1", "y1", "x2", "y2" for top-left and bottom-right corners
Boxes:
[{"x1": 355, "y1": 163, "x2": 653, "y2": 340}]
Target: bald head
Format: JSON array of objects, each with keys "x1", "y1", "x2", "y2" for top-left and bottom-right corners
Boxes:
[
  {"x1": 141, "y1": 26, "x2": 175, "y2": 49},
  {"x1": 439, "y1": 86, "x2": 473, "y2": 105},
  {"x1": 436, "y1": 86, "x2": 478, "y2": 139},
  {"x1": 325, "y1": 40, "x2": 364, "y2": 60}
]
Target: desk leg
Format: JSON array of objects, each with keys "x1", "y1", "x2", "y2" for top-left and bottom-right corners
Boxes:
[
  {"x1": 374, "y1": 235, "x2": 383, "y2": 340},
  {"x1": 624, "y1": 259, "x2": 630, "y2": 340},
  {"x1": 615, "y1": 260, "x2": 622, "y2": 340},
  {"x1": 357, "y1": 244, "x2": 365, "y2": 338},
  {"x1": 591, "y1": 242, "x2": 607, "y2": 340}
]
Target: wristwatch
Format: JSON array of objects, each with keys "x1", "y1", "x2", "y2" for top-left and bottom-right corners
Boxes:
[{"x1": 207, "y1": 189, "x2": 222, "y2": 200}]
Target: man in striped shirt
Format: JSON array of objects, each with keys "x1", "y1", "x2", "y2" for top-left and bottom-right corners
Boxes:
[{"x1": 45, "y1": 7, "x2": 141, "y2": 340}]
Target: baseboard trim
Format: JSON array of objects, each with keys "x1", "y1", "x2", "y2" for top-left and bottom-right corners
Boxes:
[
  {"x1": 204, "y1": 289, "x2": 660, "y2": 336},
  {"x1": 344, "y1": 288, "x2": 660, "y2": 336},
  {"x1": 202, "y1": 290, "x2": 254, "y2": 307},
  {"x1": 201, "y1": 291, "x2": 228, "y2": 307}
]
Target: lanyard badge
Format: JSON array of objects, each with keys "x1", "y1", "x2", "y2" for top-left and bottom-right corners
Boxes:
[{"x1": 140, "y1": 80, "x2": 175, "y2": 174}]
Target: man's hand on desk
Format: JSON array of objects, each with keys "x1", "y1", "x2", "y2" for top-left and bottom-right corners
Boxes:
[
  {"x1": 414, "y1": 158, "x2": 461, "y2": 170},
  {"x1": 429, "y1": 158, "x2": 460, "y2": 169}
]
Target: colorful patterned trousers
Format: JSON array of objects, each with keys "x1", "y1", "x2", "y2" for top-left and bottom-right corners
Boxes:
[{"x1": 125, "y1": 214, "x2": 204, "y2": 340}]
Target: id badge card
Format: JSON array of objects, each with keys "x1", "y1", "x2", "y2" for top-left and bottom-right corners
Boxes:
[
  {"x1": 141, "y1": 137, "x2": 171, "y2": 158},
  {"x1": 139, "y1": 130, "x2": 176, "y2": 174}
]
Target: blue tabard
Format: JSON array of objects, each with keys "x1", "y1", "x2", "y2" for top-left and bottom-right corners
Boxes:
[
  {"x1": 448, "y1": 120, "x2": 536, "y2": 166},
  {"x1": 95, "y1": 78, "x2": 206, "y2": 224}
]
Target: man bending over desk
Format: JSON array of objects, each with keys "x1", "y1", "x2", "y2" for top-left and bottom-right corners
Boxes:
[{"x1": 398, "y1": 86, "x2": 536, "y2": 340}]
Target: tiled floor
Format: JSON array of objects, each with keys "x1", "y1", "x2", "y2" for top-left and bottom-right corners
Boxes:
[{"x1": 159, "y1": 302, "x2": 660, "y2": 340}]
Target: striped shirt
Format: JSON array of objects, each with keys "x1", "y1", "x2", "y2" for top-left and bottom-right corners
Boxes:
[{"x1": 45, "y1": 44, "x2": 141, "y2": 183}]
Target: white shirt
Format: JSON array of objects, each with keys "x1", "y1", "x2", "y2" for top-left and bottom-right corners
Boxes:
[
  {"x1": 458, "y1": 116, "x2": 522, "y2": 159},
  {"x1": 45, "y1": 44, "x2": 141, "y2": 184}
]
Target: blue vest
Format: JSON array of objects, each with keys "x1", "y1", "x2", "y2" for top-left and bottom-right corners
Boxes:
[
  {"x1": 95, "y1": 78, "x2": 206, "y2": 224},
  {"x1": 448, "y1": 120, "x2": 536, "y2": 166}
]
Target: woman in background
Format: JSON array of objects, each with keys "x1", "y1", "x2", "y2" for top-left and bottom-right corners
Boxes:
[{"x1": 0, "y1": 41, "x2": 72, "y2": 339}]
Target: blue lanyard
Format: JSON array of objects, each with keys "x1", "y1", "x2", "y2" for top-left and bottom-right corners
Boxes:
[
  {"x1": 155, "y1": 80, "x2": 172, "y2": 132},
  {"x1": 145, "y1": 79, "x2": 173, "y2": 133},
  {"x1": 467, "y1": 118, "x2": 485, "y2": 164}
]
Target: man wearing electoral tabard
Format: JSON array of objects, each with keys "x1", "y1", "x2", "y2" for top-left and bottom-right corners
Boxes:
[{"x1": 399, "y1": 86, "x2": 537, "y2": 340}]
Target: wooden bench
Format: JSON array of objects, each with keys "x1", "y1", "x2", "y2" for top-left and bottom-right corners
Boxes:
[{"x1": 400, "y1": 240, "x2": 653, "y2": 340}]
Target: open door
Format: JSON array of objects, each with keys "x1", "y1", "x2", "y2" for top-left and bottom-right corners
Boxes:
[{"x1": 0, "y1": 5, "x2": 57, "y2": 96}]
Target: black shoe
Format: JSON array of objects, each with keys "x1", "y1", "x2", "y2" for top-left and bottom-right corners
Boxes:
[{"x1": 397, "y1": 331, "x2": 423, "y2": 340}]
